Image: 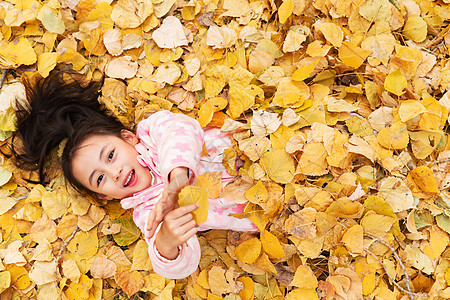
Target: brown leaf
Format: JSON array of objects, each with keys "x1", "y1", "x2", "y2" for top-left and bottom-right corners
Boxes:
[
  {"x1": 90, "y1": 254, "x2": 117, "y2": 279},
  {"x1": 114, "y1": 266, "x2": 144, "y2": 297}
]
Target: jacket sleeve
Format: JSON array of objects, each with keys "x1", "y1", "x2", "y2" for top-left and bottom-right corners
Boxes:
[
  {"x1": 135, "y1": 110, "x2": 204, "y2": 185},
  {"x1": 146, "y1": 223, "x2": 201, "y2": 279}
]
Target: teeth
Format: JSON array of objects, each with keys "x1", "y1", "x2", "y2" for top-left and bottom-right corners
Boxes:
[{"x1": 125, "y1": 171, "x2": 133, "y2": 186}]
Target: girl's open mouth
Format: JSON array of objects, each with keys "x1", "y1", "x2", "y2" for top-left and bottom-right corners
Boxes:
[{"x1": 124, "y1": 169, "x2": 137, "y2": 187}]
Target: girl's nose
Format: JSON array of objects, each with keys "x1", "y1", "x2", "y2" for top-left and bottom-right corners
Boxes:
[{"x1": 111, "y1": 166, "x2": 122, "y2": 182}]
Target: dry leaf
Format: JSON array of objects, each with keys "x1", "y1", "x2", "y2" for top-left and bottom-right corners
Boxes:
[
  {"x1": 90, "y1": 253, "x2": 117, "y2": 278},
  {"x1": 152, "y1": 16, "x2": 188, "y2": 49}
]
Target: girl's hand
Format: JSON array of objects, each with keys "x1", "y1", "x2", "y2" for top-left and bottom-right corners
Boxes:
[
  {"x1": 146, "y1": 167, "x2": 190, "y2": 238},
  {"x1": 155, "y1": 203, "x2": 199, "y2": 260}
]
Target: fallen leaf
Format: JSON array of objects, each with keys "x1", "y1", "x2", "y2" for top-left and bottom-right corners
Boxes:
[
  {"x1": 90, "y1": 253, "x2": 117, "y2": 278},
  {"x1": 152, "y1": 16, "x2": 188, "y2": 49},
  {"x1": 178, "y1": 186, "x2": 209, "y2": 224}
]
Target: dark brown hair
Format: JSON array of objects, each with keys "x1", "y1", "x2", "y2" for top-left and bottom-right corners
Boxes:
[{"x1": 11, "y1": 70, "x2": 126, "y2": 196}]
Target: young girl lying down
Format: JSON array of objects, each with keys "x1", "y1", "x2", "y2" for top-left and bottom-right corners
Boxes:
[{"x1": 12, "y1": 71, "x2": 258, "y2": 279}]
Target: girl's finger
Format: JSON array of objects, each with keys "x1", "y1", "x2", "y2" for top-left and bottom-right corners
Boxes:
[
  {"x1": 178, "y1": 226, "x2": 198, "y2": 243},
  {"x1": 165, "y1": 212, "x2": 195, "y2": 232},
  {"x1": 166, "y1": 203, "x2": 199, "y2": 219},
  {"x1": 146, "y1": 211, "x2": 155, "y2": 231}
]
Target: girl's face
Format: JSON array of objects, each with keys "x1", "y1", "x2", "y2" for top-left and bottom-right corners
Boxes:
[{"x1": 71, "y1": 131, "x2": 153, "y2": 200}]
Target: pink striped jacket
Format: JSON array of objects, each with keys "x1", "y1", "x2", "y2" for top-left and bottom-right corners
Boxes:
[{"x1": 120, "y1": 111, "x2": 257, "y2": 279}]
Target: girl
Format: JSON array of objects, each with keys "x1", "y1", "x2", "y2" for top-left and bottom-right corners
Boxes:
[{"x1": 11, "y1": 71, "x2": 258, "y2": 279}]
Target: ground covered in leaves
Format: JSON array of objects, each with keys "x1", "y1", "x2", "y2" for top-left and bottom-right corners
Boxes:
[{"x1": 1, "y1": 0, "x2": 450, "y2": 299}]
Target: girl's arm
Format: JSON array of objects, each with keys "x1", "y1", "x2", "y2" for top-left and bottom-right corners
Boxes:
[
  {"x1": 147, "y1": 204, "x2": 201, "y2": 279},
  {"x1": 146, "y1": 167, "x2": 189, "y2": 237},
  {"x1": 136, "y1": 110, "x2": 204, "y2": 184},
  {"x1": 137, "y1": 111, "x2": 204, "y2": 236},
  {"x1": 154, "y1": 203, "x2": 199, "y2": 259}
]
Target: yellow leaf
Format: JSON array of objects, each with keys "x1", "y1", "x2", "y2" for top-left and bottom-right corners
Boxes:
[
  {"x1": 286, "y1": 288, "x2": 319, "y2": 300},
  {"x1": 90, "y1": 253, "x2": 117, "y2": 279},
  {"x1": 30, "y1": 214, "x2": 57, "y2": 243},
  {"x1": 291, "y1": 59, "x2": 320, "y2": 81},
  {"x1": 398, "y1": 100, "x2": 427, "y2": 122},
  {"x1": 61, "y1": 259, "x2": 81, "y2": 283},
  {"x1": 338, "y1": 41, "x2": 371, "y2": 69},
  {"x1": 376, "y1": 122, "x2": 409, "y2": 149},
  {"x1": 378, "y1": 177, "x2": 414, "y2": 213},
  {"x1": 355, "y1": 259, "x2": 377, "y2": 295},
  {"x1": 78, "y1": 205, "x2": 106, "y2": 231},
  {"x1": 316, "y1": 22, "x2": 344, "y2": 47},
  {"x1": 67, "y1": 229, "x2": 98, "y2": 260},
  {"x1": 208, "y1": 266, "x2": 232, "y2": 295},
  {"x1": 408, "y1": 166, "x2": 439, "y2": 194},
  {"x1": 278, "y1": 0, "x2": 293, "y2": 24},
  {"x1": 361, "y1": 211, "x2": 397, "y2": 236},
  {"x1": 245, "y1": 181, "x2": 268, "y2": 204},
  {"x1": 87, "y1": 2, "x2": 113, "y2": 30},
  {"x1": 57, "y1": 48, "x2": 89, "y2": 71},
  {"x1": 29, "y1": 260, "x2": 57, "y2": 285},
  {"x1": 422, "y1": 226, "x2": 449, "y2": 259},
  {"x1": 6, "y1": 265, "x2": 30, "y2": 290},
  {"x1": 0, "y1": 37, "x2": 37, "y2": 68},
  {"x1": 0, "y1": 194, "x2": 15, "y2": 215},
  {"x1": 256, "y1": 39, "x2": 283, "y2": 59},
  {"x1": 419, "y1": 97, "x2": 445, "y2": 130},
  {"x1": 83, "y1": 28, "x2": 107, "y2": 56},
  {"x1": 131, "y1": 240, "x2": 152, "y2": 272},
  {"x1": 64, "y1": 274, "x2": 93, "y2": 300},
  {"x1": 260, "y1": 230, "x2": 285, "y2": 259},
  {"x1": 260, "y1": 148, "x2": 295, "y2": 184},
  {"x1": 306, "y1": 40, "x2": 332, "y2": 57},
  {"x1": 403, "y1": 15, "x2": 427, "y2": 43},
  {"x1": 56, "y1": 214, "x2": 78, "y2": 241},
  {"x1": 297, "y1": 142, "x2": 328, "y2": 176},
  {"x1": 197, "y1": 269, "x2": 211, "y2": 289},
  {"x1": 325, "y1": 197, "x2": 364, "y2": 219},
  {"x1": 384, "y1": 69, "x2": 407, "y2": 96},
  {"x1": 341, "y1": 225, "x2": 364, "y2": 255},
  {"x1": 41, "y1": 189, "x2": 70, "y2": 220},
  {"x1": 178, "y1": 186, "x2": 209, "y2": 224},
  {"x1": 206, "y1": 25, "x2": 238, "y2": 49},
  {"x1": 273, "y1": 78, "x2": 310, "y2": 108},
  {"x1": 228, "y1": 84, "x2": 263, "y2": 119},
  {"x1": 237, "y1": 276, "x2": 254, "y2": 300},
  {"x1": 114, "y1": 267, "x2": 145, "y2": 297},
  {"x1": 254, "y1": 252, "x2": 277, "y2": 274},
  {"x1": 40, "y1": 9, "x2": 65, "y2": 34},
  {"x1": 235, "y1": 237, "x2": 261, "y2": 264},
  {"x1": 283, "y1": 25, "x2": 310, "y2": 53},
  {"x1": 198, "y1": 102, "x2": 215, "y2": 128},
  {"x1": 291, "y1": 265, "x2": 318, "y2": 289},
  {"x1": 110, "y1": 0, "x2": 153, "y2": 29},
  {"x1": 112, "y1": 214, "x2": 141, "y2": 246},
  {"x1": 0, "y1": 271, "x2": 10, "y2": 294}
]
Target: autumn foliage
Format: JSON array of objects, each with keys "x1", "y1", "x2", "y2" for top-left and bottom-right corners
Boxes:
[{"x1": 1, "y1": 0, "x2": 450, "y2": 299}]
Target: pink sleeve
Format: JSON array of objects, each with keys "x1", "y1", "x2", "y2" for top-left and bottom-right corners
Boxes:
[
  {"x1": 146, "y1": 224, "x2": 201, "y2": 279},
  {"x1": 136, "y1": 111, "x2": 204, "y2": 184}
]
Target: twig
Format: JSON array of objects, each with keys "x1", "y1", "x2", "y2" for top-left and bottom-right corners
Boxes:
[
  {"x1": 365, "y1": 235, "x2": 429, "y2": 299},
  {"x1": 57, "y1": 225, "x2": 79, "y2": 261},
  {"x1": 365, "y1": 248, "x2": 427, "y2": 299},
  {"x1": 11, "y1": 285, "x2": 30, "y2": 300},
  {"x1": 0, "y1": 69, "x2": 7, "y2": 90},
  {"x1": 425, "y1": 25, "x2": 450, "y2": 49}
]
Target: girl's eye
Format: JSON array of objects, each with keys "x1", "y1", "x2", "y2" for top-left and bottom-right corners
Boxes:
[
  {"x1": 108, "y1": 150, "x2": 114, "y2": 161},
  {"x1": 97, "y1": 174, "x2": 104, "y2": 186}
]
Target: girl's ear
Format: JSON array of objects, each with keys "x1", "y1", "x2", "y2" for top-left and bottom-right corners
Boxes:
[{"x1": 120, "y1": 130, "x2": 139, "y2": 145}]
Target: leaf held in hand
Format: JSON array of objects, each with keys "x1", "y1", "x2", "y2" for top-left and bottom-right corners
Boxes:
[{"x1": 178, "y1": 186, "x2": 209, "y2": 224}]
